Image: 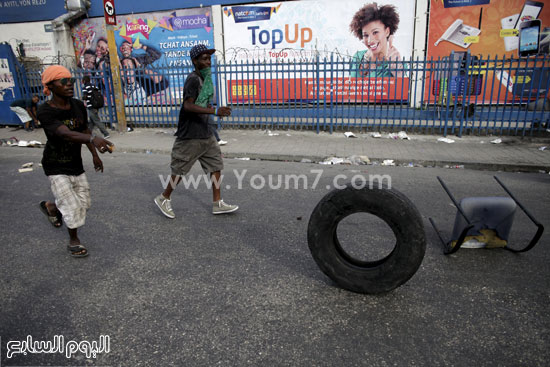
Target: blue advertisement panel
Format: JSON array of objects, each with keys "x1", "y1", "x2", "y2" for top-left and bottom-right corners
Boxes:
[
  {"x1": 86, "y1": 0, "x2": 261, "y2": 17},
  {"x1": 0, "y1": 0, "x2": 66, "y2": 23},
  {"x1": 72, "y1": 8, "x2": 215, "y2": 105},
  {"x1": 0, "y1": 0, "x2": 264, "y2": 24},
  {"x1": 443, "y1": 0, "x2": 491, "y2": 8},
  {"x1": 0, "y1": 44, "x2": 22, "y2": 125}
]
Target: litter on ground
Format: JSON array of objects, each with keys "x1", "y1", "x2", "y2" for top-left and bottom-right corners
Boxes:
[
  {"x1": 397, "y1": 131, "x2": 410, "y2": 140},
  {"x1": 348, "y1": 155, "x2": 370, "y2": 165},
  {"x1": 14, "y1": 140, "x2": 42, "y2": 147},
  {"x1": 320, "y1": 157, "x2": 346, "y2": 165},
  {"x1": 320, "y1": 155, "x2": 370, "y2": 165}
]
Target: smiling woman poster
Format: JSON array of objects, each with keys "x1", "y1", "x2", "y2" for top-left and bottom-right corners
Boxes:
[{"x1": 222, "y1": 0, "x2": 414, "y2": 104}]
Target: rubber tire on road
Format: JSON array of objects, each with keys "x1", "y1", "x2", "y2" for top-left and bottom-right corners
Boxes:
[{"x1": 307, "y1": 183, "x2": 426, "y2": 294}]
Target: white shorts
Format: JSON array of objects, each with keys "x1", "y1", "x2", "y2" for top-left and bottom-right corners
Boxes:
[
  {"x1": 49, "y1": 174, "x2": 91, "y2": 229},
  {"x1": 9, "y1": 106, "x2": 32, "y2": 123}
]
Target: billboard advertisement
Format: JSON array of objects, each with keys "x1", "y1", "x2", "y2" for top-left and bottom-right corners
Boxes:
[
  {"x1": 71, "y1": 7, "x2": 215, "y2": 104},
  {"x1": 427, "y1": 0, "x2": 550, "y2": 104},
  {"x1": 222, "y1": 0, "x2": 415, "y2": 104},
  {"x1": 0, "y1": 44, "x2": 21, "y2": 125},
  {"x1": 0, "y1": 22, "x2": 55, "y2": 62},
  {"x1": 227, "y1": 77, "x2": 409, "y2": 104},
  {"x1": 0, "y1": 57, "x2": 15, "y2": 102}
]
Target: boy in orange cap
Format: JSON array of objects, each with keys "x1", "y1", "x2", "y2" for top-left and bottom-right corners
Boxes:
[{"x1": 38, "y1": 65, "x2": 113, "y2": 258}]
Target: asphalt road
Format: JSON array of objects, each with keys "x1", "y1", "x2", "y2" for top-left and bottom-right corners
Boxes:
[{"x1": 1, "y1": 147, "x2": 549, "y2": 366}]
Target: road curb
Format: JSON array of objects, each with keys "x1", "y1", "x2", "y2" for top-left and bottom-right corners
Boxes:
[{"x1": 113, "y1": 147, "x2": 550, "y2": 173}]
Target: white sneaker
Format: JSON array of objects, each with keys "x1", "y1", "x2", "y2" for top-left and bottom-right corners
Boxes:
[
  {"x1": 154, "y1": 194, "x2": 175, "y2": 218},
  {"x1": 212, "y1": 199, "x2": 238, "y2": 214},
  {"x1": 218, "y1": 140, "x2": 228, "y2": 146}
]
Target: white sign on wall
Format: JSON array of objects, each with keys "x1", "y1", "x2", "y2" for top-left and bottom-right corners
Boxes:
[{"x1": 0, "y1": 21, "x2": 55, "y2": 61}]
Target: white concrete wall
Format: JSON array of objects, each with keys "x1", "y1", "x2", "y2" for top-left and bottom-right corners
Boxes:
[
  {"x1": 52, "y1": 23, "x2": 77, "y2": 68},
  {"x1": 212, "y1": 5, "x2": 228, "y2": 106},
  {"x1": 412, "y1": 0, "x2": 429, "y2": 108}
]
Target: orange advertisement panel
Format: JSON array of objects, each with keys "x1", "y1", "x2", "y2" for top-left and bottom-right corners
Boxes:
[
  {"x1": 227, "y1": 78, "x2": 410, "y2": 104},
  {"x1": 427, "y1": 0, "x2": 550, "y2": 104},
  {"x1": 428, "y1": 0, "x2": 550, "y2": 59}
]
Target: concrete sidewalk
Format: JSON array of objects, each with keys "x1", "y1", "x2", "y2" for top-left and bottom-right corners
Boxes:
[{"x1": 1, "y1": 125, "x2": 549, "y2": 172}]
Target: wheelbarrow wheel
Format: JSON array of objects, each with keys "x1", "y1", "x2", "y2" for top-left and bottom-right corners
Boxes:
[{"x1": 307, "y1": 183, "x2": 426, "y2": 294}]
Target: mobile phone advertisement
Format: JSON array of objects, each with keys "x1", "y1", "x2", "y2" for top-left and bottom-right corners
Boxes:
[{"x1": 427, "y1": 0, "x2": 550, "y2": 103}]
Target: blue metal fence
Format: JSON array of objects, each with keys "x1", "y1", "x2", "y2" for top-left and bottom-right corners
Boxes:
[{"x1": 15, "y1": 53, "x2": 550, "y2": 136}]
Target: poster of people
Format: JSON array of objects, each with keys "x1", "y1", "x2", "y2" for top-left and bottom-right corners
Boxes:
[
  {"x1": 71, "y1": 7, "x2": 215, "y2": 105},
  {"x1": 427, "y1": 0, "x2": 550, "y2": 104},
  {"x1": 221, "y1": 0, "x2": 415, "y2": 104},
  {"x1": 0, "y1": 57, "x2": 15, "y2": 102}
]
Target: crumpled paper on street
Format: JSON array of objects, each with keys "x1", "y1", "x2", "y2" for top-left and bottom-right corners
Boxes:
[
  {"x1": 320, "y1": 155, "x2": 370, "y2": 165},
  {"x1": 397, "y1": 131, "x2": 410, "y2": 140},
  {"x1": 18, "y1": 162, "x2": 34, "y2": 173},
  {"x1": 0, "y1": 137, "x2": 19, "y2": 146},
  {"x1": 17, "y1": 140, "x2": 43, "y2": 147},
  {"x1": 388, "y1": 131, "x2": 410, "y2": 140},
  {"x1": 348, "y1": 155, "x2": 370, "y2": 165},
  {"x1": 320, "y1": 157, "x2": 347, "y2": 165}
]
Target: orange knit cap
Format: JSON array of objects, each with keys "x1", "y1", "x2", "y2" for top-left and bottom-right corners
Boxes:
[{"x1": 41, "y1": 65, "x2": 72, "y2": 96}]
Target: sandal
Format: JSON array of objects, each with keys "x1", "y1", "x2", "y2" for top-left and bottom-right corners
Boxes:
[
  {"x1": 67, "y1": 244, "x2": 88, "y2": 258},
  {"x1": 40, "y1": 201, "x2": 62, "y2": 228}
]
